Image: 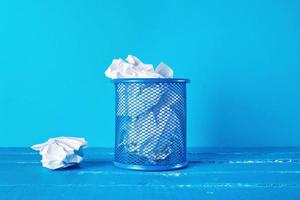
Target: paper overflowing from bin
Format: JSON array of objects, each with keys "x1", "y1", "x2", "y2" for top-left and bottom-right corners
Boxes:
[
  {"x1": 31, "y1": 137, "x2": 87, "y2": 170},
  {"x1": 106, "y1": 55, "x2": 183, "y2": 164},
  {"x1": 105, "y1": 55, "x2": 173, "y2": 79}
]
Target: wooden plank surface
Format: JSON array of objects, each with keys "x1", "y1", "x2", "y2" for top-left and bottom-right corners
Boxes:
[{"x1": 0, "y1": 148, "x2": 299, "y2": 200}]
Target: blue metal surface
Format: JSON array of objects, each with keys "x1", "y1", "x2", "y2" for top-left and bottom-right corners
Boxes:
[
  {"x1": 0, "y1": 147, "x2": 299, "y2": 200},
  {"x1": 113, "y1": 79, "x2": 189, "y2": 170}
]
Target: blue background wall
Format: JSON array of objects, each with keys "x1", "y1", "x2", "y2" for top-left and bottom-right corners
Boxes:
[{"x1": 0, "y1": 0, "x2": 300, "y2": 147}]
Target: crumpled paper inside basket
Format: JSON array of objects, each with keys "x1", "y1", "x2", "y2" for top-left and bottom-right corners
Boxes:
[
  {"x1": 119, "y1": 88, "x2": 182, "y2": 163},
  {"x1": 31, "y1": 137, "x2": 87, "y2": 170}
]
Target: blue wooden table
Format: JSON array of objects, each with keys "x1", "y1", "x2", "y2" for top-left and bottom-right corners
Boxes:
[{"x1": 0, "y1": 148, "x2": 299, "y2": 200}]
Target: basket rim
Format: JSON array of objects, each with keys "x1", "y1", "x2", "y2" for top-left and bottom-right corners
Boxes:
[{"x1": 112, "y1": 78, "x2": 190, "y2": 83}]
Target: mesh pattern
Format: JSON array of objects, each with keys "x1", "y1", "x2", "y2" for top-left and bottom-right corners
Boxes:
[{"x1": 114, "y1": 80, "x2": 187, "y2": 168}]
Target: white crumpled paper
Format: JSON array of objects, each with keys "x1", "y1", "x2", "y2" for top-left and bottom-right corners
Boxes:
[
  {"x1": 105, "y1": 55, "x2": 173, "y2": 79},
  {"x1": 31, "y1": 137, "x2": 87, "y2": 170},
  {"x1": 105, "y1": 55, "x2": 181, "y2": 163}
]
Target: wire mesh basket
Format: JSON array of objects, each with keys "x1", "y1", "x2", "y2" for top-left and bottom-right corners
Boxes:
[{"x1": 112, "y1": 78, "x2": 190, "y2": 171}]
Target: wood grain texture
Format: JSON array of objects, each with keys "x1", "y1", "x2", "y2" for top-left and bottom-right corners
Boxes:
[{"x1": 0, "y1": 148, "x2": 299, "y2": 200}]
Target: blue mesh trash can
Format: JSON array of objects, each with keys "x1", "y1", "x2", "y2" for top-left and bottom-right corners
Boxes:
[{"x1": 112, "y1": 78, "x2": 190, "y2": 171}]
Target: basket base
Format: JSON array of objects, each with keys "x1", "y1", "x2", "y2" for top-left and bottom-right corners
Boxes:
[{"x1": 113, "y1": 161, "x2": 188, "y2": 171}]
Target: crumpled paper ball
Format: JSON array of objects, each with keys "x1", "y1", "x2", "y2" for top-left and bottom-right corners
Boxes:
[{"x1": 31, "y1": 137, "x2": 88, "y2": 170}]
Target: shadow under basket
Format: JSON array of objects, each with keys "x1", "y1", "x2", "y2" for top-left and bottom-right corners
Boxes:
[{"x1": 112, "y1": 78, "x2": 190, "y2": 171}]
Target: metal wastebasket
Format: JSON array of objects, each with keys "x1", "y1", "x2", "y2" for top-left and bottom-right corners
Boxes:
[{"x1": 112, "y1": 78, "x2": 190, "y2": 171}]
